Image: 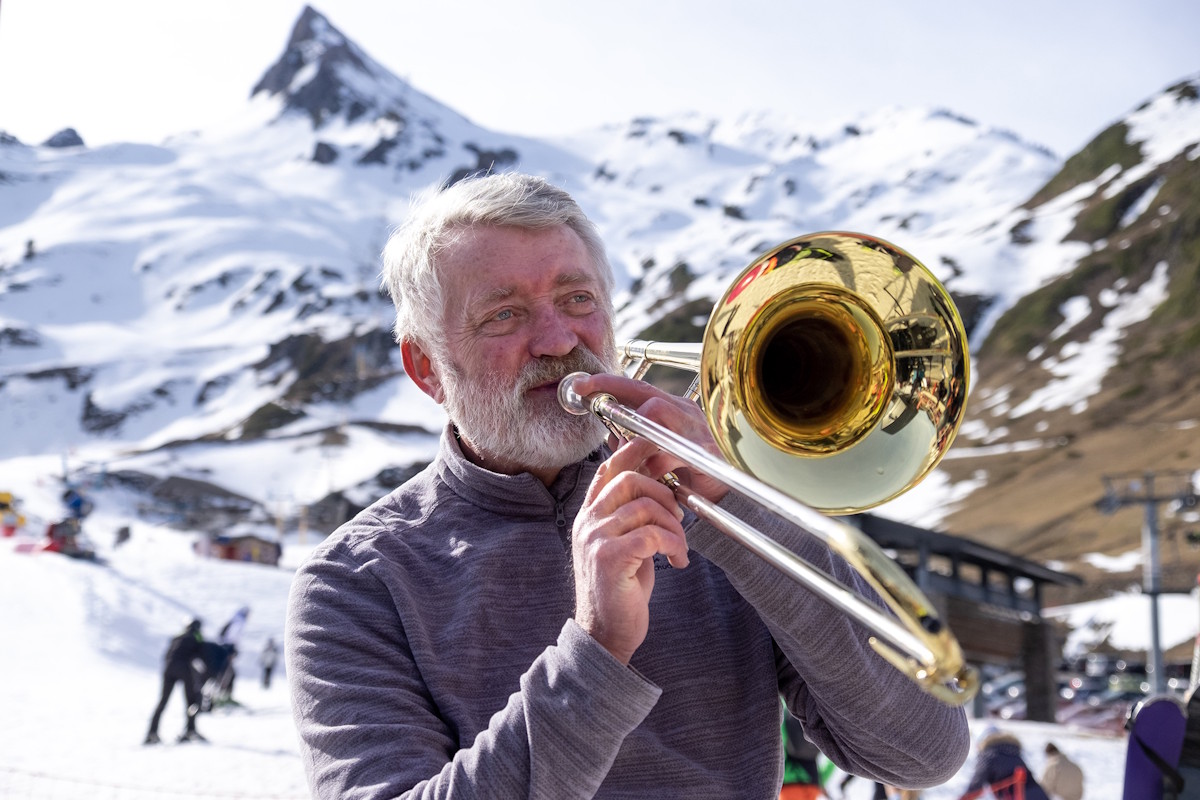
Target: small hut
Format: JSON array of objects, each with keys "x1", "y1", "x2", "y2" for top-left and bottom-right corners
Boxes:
[{"x1": 206, "y1": 531, "x2": 281, "y2": 566}]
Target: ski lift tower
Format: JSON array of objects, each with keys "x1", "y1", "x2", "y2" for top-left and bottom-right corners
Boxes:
[{"x1": 1096, "y1": 469, "x2": 1199, "y2": 695}]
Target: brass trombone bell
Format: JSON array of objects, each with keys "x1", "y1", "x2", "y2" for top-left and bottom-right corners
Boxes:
[{"x1": 643, "y1": 231, "x2": 971, "y2": 514}]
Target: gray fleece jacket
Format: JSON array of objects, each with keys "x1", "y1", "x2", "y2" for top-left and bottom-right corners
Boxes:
[{"x1": 286, "y1": 429, "x2": 968, "y2": 799}]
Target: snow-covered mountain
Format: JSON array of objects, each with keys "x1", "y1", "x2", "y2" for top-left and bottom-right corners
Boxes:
[
  {"x1": 933, "y1": 75, "x2": 1200, "y2": 600},
  {"x1": 1, "y1": 5, "x2": 1198, "y2": 601}
]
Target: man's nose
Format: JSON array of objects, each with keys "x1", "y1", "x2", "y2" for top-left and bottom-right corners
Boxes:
[{"x1": 529, "y1": 307, "x2": 579, "y2": 358}]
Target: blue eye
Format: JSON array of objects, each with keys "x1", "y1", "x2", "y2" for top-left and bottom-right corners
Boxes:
[
  {"x1": 495, "y1": 309, "x2": 513, "y2": 320},
  {"x1": 567, "y1": 292, "x2": 597, "y2": 308}
]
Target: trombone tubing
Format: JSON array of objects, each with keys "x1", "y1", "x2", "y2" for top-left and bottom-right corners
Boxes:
[
  {"x1": 561, "y1": 379, "x2": 938, "y2": 670},
  {"x1": 619, "y1": 340, "x2": 702, "y2": 372}
]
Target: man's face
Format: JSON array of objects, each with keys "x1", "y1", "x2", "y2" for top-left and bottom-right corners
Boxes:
[{"x1": 429, "y1": 224, "x2": 617, "y2": 477}]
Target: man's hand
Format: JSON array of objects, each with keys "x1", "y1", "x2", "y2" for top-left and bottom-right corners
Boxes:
[
  {"x1": 568, "y1": 372, "x2": 730, "y2": 504},
  {"x1": 572, "y1": 435, "x2": 690, "y2": 665}
]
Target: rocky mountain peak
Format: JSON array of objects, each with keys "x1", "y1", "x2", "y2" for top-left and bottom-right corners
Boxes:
[
  {"x1": 250, "y1": 5, "x2": 405, "y2": 129},
  {"x1": 245, "y1": 6, "x2": 481, "y2": 172},
  {"x1": 42, "y1": 128, "x2": 85, "y2": 148}
]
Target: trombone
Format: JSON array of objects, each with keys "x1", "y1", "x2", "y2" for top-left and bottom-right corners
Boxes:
[{"x1": 559, "y1": 231, "x2": 978, "y2": 705}]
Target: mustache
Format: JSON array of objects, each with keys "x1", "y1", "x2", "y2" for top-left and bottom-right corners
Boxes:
[{"x1": 516, "y1": 348, "x2": 613, "y2": 394}]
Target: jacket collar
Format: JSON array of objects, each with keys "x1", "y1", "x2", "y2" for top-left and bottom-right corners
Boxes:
[{"x1": 435, "y1": 424, "x2": 604, "y2": 517}]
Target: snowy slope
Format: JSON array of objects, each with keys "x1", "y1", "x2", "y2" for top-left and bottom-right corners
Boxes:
[{"x1": 0, "y1": 514, "x2": 309, "y2": 798}]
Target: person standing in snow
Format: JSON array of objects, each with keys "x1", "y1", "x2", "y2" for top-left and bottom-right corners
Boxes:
[
  {"x1": 260, "y1": 637, "x2": 279, "y2": 689},
  {"x1": 220, "y1": 605, "x2": 251, "y2": 646},
  {"x1": 957, "y1": 726, "x2": 1049, "y2": 800},
  {"x1": 1040, "y1": 742, "x2": 1084, "y2": 800},
  {"x1": 145, "y1": 618, "x2": 207, "y2": 744},
  {"x1": 780, "y1": 708, "x2": 827, "y2": 799},
  {"x1": 203, "y1": 606, "x2": 250, "y2": 707},
  {"x1": 0, "y1": 491, "x2": 25, "y2": 537}
]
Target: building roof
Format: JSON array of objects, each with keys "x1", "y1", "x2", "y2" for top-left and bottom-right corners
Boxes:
[{"x1": 854, "y1": 513, "x2": 1082, "y2": 588}]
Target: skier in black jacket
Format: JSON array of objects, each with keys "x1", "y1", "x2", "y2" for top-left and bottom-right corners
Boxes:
[{"x1": 144, "y1": 619, "x2": 208, "y2": 744}]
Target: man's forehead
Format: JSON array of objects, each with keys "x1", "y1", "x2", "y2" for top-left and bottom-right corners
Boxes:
[{"x1": 442, "y1": 225, "x2": 601, "y2": 289}]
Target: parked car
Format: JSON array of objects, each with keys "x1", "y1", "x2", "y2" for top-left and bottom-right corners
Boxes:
[
  {"x1": 1058, "y1": 673, "x2": 1108, "y2": 703},
  {"x1": 981, "y1": 670, "x2": 1025, "y2": 713},
  {"x1": 1057, "y1": 687, "x2": 1145, "y2": 732},
  {"x1": 994, "y1": 697, "x2": 1028, "y2": 721}
]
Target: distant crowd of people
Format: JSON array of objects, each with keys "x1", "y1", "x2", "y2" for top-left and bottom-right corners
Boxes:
[{"x1": 1, "y1": 486, "x2": 98, "y2": 559}]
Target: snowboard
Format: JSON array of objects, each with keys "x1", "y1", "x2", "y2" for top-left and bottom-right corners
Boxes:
[
  {"x1": 1124, "y1": 694, "x2": 1186, "y2": 800},
  {"x1": 1178, "y1": 685, "x2": 1200, "y2": 800}
]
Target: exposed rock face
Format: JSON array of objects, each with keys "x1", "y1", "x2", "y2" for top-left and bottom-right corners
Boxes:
[
  {"x1": 248, "y1": 5, "x2": 487, "y2": 173},
  {"x1": 252, "y1": 6, "x2": 368, "y2": 126},
  {"x1": 43, "y1": 128, "x2": 85, "y2": 148},
  {"x1": 251, "y1": 5, "x2": 413, "y2": 131},
  {"x1": 312, "y1": 141, "x2": 338, "y2": 164}
]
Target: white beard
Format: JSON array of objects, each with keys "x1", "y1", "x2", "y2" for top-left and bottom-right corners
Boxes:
[{"x1": 441, "y1": 343, "x2": 617, "y2": 473}]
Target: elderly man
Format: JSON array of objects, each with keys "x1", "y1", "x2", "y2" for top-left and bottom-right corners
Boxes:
[{"x1": 285, "y1": 172, "x2": 969, "y2": 799}]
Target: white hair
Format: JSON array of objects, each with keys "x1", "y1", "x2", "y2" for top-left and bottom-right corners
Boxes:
[{"x1": 380, "y1": 172, "x2": 614, "y2": 353}]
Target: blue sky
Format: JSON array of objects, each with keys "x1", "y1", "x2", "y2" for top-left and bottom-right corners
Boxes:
[{"x1": 1, "y1": 0, "x2": 1197, "y2": 155}]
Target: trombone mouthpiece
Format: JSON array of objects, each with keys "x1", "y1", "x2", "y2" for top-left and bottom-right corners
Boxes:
[{"x1": 557, "y1": 371, "x2": 591, "y2": 415}]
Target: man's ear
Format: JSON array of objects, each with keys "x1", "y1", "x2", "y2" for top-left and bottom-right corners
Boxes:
[{"x1": 401, "y1": 339, "x2": 446, "y2": 404}]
